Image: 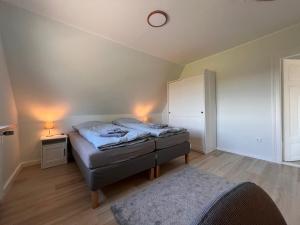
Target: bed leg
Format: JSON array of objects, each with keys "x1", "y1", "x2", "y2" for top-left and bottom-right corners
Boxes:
[
  {"x1": 91, "y1": 191, "x2": 100, "y2": 209},
  {"x1": 185, "y1": 153, "x2": 190, "y2": 164},
  {"x1": 149, "y1": 168, "x2": 155, "y2": 180},
  {"x1": 155, "y1": 165, "x2": 160, "y2": 178}
]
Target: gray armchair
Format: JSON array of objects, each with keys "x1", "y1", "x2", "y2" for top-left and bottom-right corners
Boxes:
[{"x1": 199, "y1": 182, "x2": 287, "y2": 225}]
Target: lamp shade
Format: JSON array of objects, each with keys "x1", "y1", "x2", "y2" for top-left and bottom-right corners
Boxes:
[{"x1": 44, "y1": 121, "x2": 54, "y2": 130}]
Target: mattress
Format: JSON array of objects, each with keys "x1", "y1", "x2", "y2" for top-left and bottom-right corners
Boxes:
[
  {"x1": 154, "y1": 132, "x2": 190, "y2": 149},
  {"x1": 69, "y1": 132, "x2": 155, "y2": 169}
]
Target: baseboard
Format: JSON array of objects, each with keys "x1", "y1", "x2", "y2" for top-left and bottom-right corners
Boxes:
[
  {"x1": 2, "y1": 159, "x2": 40, "y2": 199},
  {"x1": 21, "y1": 159, "x2": 40, "y2": 168},
  {"x1": 191, "y1": 144, "x2": 202, "y2": 152},
  {"x1": 217, "y1": 147, "x2": 276, "y2": 164},
  {"x1": 281, "y1": 161, "x2": 300, "y2": 168},
  {"x1": 2, "y1": 163, "x2": 23, "y2": 197}
]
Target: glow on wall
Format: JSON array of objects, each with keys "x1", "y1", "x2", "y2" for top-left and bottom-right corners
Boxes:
[
  {"x1": 29, "y1": 103, "x2": 70, "y2": 122},
  {"x1": 134, "y1": 103, "x2": 155, "y2": 122}
]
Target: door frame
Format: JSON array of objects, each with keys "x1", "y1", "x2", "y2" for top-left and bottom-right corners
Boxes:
[
  {"x1": 273, "y1": 52, "x2": 300, "y2": 165},
  {"x1": 0, "y1": 142, "x2": 2, "y2": 200}
]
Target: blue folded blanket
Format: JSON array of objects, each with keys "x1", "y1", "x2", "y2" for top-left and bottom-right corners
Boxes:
[
  {"x1": 99, "y1": 128, "x2": 129, "y2": 137},
  {"x1": 113, "y1": 118, "x2": 186, "y2": 137},
  {"x1": 147, "y1": 123, "x2": 168, "y2": 129},
  {"x1": 77, "y1": 122, "x2": 150, "y2": 150}
]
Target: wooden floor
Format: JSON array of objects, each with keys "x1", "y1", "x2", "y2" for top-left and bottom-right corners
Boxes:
[{"x1": 1, "y1": 150, "x2": 300, "y2": 225}]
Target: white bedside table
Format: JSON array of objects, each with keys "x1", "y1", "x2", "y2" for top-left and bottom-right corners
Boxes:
[{"x1": 40, "y1": 134, "x2": 68, "y2": 169}]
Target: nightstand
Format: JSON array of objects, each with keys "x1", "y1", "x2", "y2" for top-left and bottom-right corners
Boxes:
[{"x1": 40, "y1": 134, "x2": 68, "y2": 169}]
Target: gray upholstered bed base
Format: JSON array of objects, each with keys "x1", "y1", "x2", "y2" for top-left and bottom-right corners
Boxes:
[
  {"x1": 72, "y1": 147, "x2": 156, "y2": 191},
  {"x1": 72, "y1": 141, "x2": 190, "y2": 190},
  {"x1": 156, "y1": 141, "x2": 190, "y2": 165},
  {"x1": 154, "y1": 141, "x2": 191, "y2": 177},
  {"x1": 72, "y1": 146, "x2": 157, "y2": 208},
  {"x1": 71, "y1": 137, "x2": 191, "y2": 208}
]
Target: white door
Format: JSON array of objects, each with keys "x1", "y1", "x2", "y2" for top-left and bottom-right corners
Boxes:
[
  {"x1": 284, "y1": 59, "x2": 300, "y2": 161},
  {"x1": 168, "y1": 76, "x2": 205, "y2": 152}
]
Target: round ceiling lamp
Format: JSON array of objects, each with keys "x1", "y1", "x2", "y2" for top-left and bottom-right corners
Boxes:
[{"x1": 147, "y1": 10, "x2": 168, "y2": 28}]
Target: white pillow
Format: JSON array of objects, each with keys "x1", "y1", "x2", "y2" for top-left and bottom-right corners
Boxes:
[
  {"x1": 72, "y1": 121, "x2": 105, "y2": 131},
  {"x1": 113, "y1": 118, "x2": 142, "y2": 125}
]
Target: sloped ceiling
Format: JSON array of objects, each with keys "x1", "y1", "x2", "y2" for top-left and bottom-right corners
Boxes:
[
  {"x1": 0, "y1": 2, "x2": 183, "y2": 121},
  {"x1": 2, "y1": 0, "x2": 300, "y2": 64}
]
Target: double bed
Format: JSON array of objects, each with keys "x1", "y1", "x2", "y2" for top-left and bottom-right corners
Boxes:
[{"x1": 69, "y1": 119, "x2": 190, "y2": 208}]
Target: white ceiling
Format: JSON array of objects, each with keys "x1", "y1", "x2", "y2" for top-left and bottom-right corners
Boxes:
[{"x1": 3, "y1": 0, "x2": 300, "y2": 64}]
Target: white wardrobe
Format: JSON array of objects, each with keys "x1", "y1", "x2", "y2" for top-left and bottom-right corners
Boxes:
[{"x1": 168, "y1": 70, "x2": 216, "y2": 153}]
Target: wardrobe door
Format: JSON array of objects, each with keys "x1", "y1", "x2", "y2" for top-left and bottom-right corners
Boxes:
[
  {"x1": 168, "y1": 75, "x2": 205, "y2": 152},
  {"x1": 168, "y1": 80, "x2": 184, "y2": 117}
]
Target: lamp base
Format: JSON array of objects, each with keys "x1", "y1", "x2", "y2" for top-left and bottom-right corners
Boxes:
[{"x1": 46, "y1": 129, "x2": 54, "y2": 137}]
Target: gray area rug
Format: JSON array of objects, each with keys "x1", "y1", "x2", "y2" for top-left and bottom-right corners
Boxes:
[{"x1": 111, "y1": 166, "x2": 240, "y2": 225}]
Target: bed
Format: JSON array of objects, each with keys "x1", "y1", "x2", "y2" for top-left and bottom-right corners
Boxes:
[
  {"x1": 69, "y1": 131, "x2": 156, "y2": 209},
  {"x1": 112, "y1": 118, "x2": 191, "y2": 177}
]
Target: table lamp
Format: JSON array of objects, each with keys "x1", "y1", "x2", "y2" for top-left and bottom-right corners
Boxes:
[{"x1": 44, "y1": 121, "x2": 54, "y2": 137}]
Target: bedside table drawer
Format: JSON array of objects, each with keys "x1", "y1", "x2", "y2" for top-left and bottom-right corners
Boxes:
[
  {"x1": 41, "y1": 135, "x2": 68, "y2": 169},
  {"x1": 42, "y1": 146, "x2": 66, "y2": 168},
  {"x1": 44, "y1": 146, "x2": 65, "y2": 162},
  {"x1": 43, "y1": 142, "x2": 65, "y2": 150},
  {"x1": 42, "y1": 138, "x2": 66, "y2": 145}
]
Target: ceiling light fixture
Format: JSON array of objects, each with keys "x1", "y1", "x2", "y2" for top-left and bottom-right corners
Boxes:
[{"x1": 147, "y1": 10, "x2": 168, "y2": 28}]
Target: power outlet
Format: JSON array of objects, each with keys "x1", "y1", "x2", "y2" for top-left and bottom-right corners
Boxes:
[{"x1": 256, "y1": 137, "x2": 263, "y2": 143}]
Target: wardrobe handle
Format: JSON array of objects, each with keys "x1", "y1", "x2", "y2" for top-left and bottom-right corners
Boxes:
[{"x1": 201, "y1": 111, "x2": 204, "y2": 114}]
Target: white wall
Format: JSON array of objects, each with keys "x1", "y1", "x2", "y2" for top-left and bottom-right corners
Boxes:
[
  {"x1": 181, "y1": 23, "x2": 300, "y2": 162},
  {"x1": 0, "y1": 2, "x2": 182, "y2": 162},
  {"x1": 0, "y1": 34, "x2": 20, "y2": 199},
  {"x1": 0, "y1": 2, "x2": 182, "y2": 118}
]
